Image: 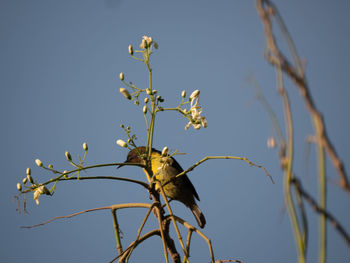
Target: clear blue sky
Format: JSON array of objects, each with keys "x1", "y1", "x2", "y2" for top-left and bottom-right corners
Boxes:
[{"x1": 1, "y1": 0, "x2": 350, "y2": 262}]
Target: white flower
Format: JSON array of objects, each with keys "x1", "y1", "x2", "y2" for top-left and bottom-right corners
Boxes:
[
  {"x1": 143, "y1": 36, "x2": 153, "y2": 45},
  {"x1": 116, "y1": 139, "x2": 127, "y2": 148},
  {"x1": 140, "y1": 36, "x2": 154, "y2": 49},
  {"x1": 184, "y1": 90, "x2": 208, "y2": 130},
  {"x1": 33, "y1": 185, "x2": 50, "y2": 205}
]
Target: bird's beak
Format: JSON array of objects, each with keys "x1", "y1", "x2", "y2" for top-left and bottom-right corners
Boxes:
[{"x1": 117, "y1": 161, "x2": 127, "y2": 169}]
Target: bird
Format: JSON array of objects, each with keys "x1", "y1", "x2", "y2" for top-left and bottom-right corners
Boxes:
[{"x1": 119, "y1": 146, "x2": 206, "y2": 228}]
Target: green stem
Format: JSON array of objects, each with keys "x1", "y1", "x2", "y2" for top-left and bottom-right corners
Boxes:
[
  {"x1": 112, "y1": 209, "x2": 124, "y2": 261},
  {"x1": 279, "y1": 69, "x2": 306, "y2": 263},
  {"x1": 316, "y1": 124, "x2": 327, "y2": 263}
]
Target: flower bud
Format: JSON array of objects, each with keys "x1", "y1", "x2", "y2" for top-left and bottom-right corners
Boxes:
[
  {"x1": 181, "y1": 90, "x2": 186, "y2": 98},
  {"x1": 189, "y1": 90, "x2": 200, "y2": 100},
  {"x1": 116, "y1": 139, "x2": 127, "y2": 148},
  {"x1": 144, "y1": 36, "x2": 153, "y2": 45},
  {"x1": 143, "y1": 105, "x2": 147, "y2": 114},
  {"x1": 146, "y1": 89, "x2": 152, "y2": 95},
  {"x1": 65, "y1": 151, "x2": 72, "y2": 161},
  {"x1": 153, "y1": 42, "x2": 159, "y2": 49},
  {"x1": 119, "y1": 72, "x2": 124, "y2": 81},
  {"x1": 17, "y1": 183, "x2": 22, "y2": 191},
  {"x1": 38, "y1": 185, "x2": 50, "y2": 195},
  {"x1": 22, "y1": 177, "x2": 28, "y2": 184},
  {"x1": 27, "y1": 174, "x2": 34, "y2": 184},
  {"x1": 83, "y1": 142, "x2": 88, "y2": 151},
  {"x1": 26, "y1": 168, "x2": 31, "y2": 175},
  {"x1": 35, "y1": 159, "x2": 43, "y2": 167},
  {"x1": 140, "y1": 38, "x2": 147, "y2": 49},
  {"x1": 128, "y1": 44, "x2": 134, "y2": 55},
  {"x1": 120, "y1": 88, "x2": 131, "y2": 100},
  {"x1": 144, "y1": 97, "x2": 149, "y2": 103},
  {"x1": 48, "y1": 164, "x2": 53, "y2": 169},
  {"x1": 152, "y1": 90, "x2": 157, "y2": 95},
  {"x1": 161, "y1": 146, "x2": 168, "y2": 156},
  {"x1": 201, "y1": 118, "x2": 208, "y2": 128}
]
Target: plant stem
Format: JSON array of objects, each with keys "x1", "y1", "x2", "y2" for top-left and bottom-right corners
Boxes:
[{"x1": 112, "y1": 209, "x2": 124, "y2": 262}]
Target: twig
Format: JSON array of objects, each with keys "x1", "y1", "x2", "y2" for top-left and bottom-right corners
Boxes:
[
  {"x1": 166, "y1": 216, "x2": 216, "y2": 263},
  {"x1": 21, "y1": 203, "x2": 152, "y2": 229},
  {"x1": 109, "y1": 229, "x2": 161, "y2": 263},
  {"x1": 166, "y1": 155, "x2": 274, "y2": 187},
  {"x1": 215, "y1": 260, "x2": 242, "y2": 263},
  {"x1": 124, "y1": 203, "x2": 156, "y2": 261}
]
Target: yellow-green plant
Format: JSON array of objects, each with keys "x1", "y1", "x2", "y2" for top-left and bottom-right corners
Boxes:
[{"x1": 15, "y1": 35, "x2": 271, "y2": 263}]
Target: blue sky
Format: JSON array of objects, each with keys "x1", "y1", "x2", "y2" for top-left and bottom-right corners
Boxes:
[{"x1": 1, "y1": 0, "x2": 350, "y2": 262}]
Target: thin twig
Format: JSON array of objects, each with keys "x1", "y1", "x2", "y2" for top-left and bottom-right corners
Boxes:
[
  {"x1": 109, "y1": 229, "x2": 161, "y2": 263},
  {"x1": 21, "y1": 203, "x2": 152, "y2": 229},
  {"x1": 164, "y1": 155, "x2": 274, "y2": 189}
]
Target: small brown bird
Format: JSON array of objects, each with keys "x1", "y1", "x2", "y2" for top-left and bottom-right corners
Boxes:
[{"x1": 120, "y1": 146, "x2": 206, "y2": 228}]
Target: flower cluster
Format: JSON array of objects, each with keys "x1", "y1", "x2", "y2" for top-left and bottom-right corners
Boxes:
[{"x1": 185, "y1": 90, "x2": 208, "y2": 130}]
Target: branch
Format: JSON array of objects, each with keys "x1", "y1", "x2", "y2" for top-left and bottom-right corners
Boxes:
[
  {"x1": 256, "y1": 0, "x2": 350, "y2": 194},
  {"x1": 165, "y1": 215, "x2": 216, "y2": 263},
  {"x1": 291, "y1": 178, "x2": 350, "y2": 247}
]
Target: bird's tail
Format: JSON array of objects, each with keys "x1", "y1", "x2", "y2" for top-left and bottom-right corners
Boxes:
[{"x1": 191, "y1": 203, "x2": 206, "y2": 228}]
